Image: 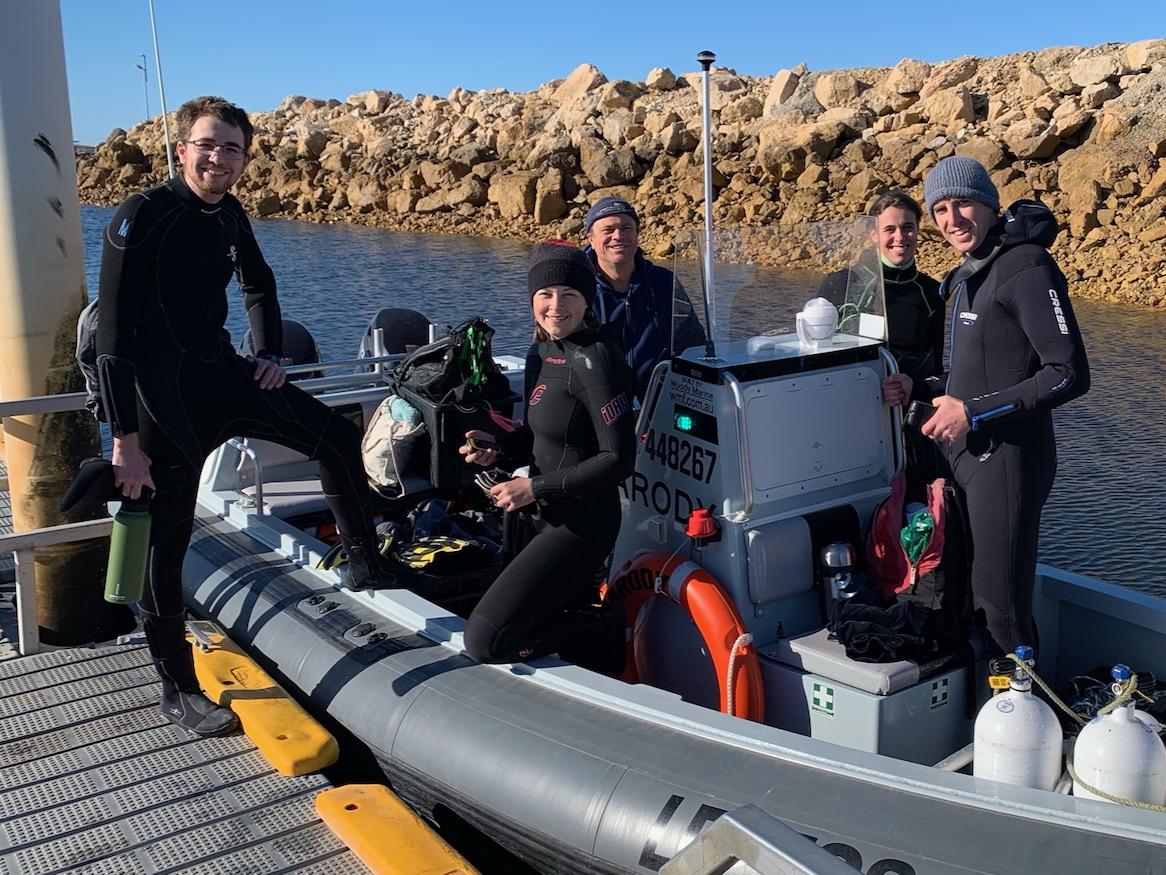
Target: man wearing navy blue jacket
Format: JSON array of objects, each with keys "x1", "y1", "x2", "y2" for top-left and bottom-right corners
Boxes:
[
  {"x1": 583, "y1": 197, "x2": 706, "y2": 401},
  {"x1": 920, "y1": 156, "x2": 1090, "y2": 657}
]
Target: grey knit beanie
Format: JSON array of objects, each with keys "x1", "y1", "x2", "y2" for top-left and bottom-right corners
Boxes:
[
  {"x1": 527, "y1": 240, "x2": 596, "y2": 304},
  {"x1": 923, "y1": 156, "x2": 1000, "y2": 218}
]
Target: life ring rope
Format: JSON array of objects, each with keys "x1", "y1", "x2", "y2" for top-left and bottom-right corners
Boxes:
[{"x1": 603, "y1": 550, "x2": 765, "y2": 724}]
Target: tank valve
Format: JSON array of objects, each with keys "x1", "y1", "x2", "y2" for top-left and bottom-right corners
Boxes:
[{"x1": 685, "y1": 508, "x2": 720, "y2": 546}]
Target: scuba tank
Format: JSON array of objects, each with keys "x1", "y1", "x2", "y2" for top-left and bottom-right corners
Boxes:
[
  {"x1": 1072, "y1": 664, "x2": 1166, "y2": 805},
  {"x1": 973, "y1": 645, "x2": 1062, "y2": 791},
  {"x1": 104, "y1": 498, "x2": 151, "y2": 604}
]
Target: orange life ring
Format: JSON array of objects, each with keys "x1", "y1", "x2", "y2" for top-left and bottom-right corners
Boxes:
[{"x1": 601, "y1": 550, "x2": 765, "y2": 723}]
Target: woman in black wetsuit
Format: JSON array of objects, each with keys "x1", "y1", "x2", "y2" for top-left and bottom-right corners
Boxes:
[{"x1": 459, "y1": 241, "x2": 636, "y2": 665}]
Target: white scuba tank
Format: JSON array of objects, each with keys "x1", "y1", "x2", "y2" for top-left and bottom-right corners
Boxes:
[
  {"x1": 1072, "y1": 664, "x2": 1166, "y2": 805},
  {"x1": 973, "y1": 645, "x2": 1063, "y2": 791}
]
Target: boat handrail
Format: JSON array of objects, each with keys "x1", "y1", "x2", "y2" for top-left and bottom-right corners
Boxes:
[
  {"x1": 0, "y1": 517, "x2": 116, "y2": 656},
  {"x1": 227, "y1": 438, "x2": 265, "y2": 513},
  {"x1": 724, "y1": 373, "x2": 753, "y2": 521},
  {"x1": 879, "y1": 346, "x2": 906, "y2": 477},
  {"x1": 659, "y1": 804, "x2": 856, "y2": 875}
]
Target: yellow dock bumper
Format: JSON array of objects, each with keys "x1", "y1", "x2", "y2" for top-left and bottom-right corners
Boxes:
[
  {"x1": 316, "y1": 784, "x2": 478, "y2": 875},
  {"x1": 188, "y1": 622, "x2": 339, "y2": 776}
]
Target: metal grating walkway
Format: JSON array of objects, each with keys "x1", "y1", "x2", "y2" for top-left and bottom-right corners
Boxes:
[{"x1": 0, "y1": 644, "x2": 372, "y2": 874}]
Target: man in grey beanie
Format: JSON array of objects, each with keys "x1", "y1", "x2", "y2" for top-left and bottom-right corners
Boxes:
[{"x1": 918, "y1": 155, "x2": 1090, "y2": 657}]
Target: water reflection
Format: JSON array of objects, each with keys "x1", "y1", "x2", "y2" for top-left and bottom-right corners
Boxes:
[{"x1": 79, "y1": 207, "x2": 1166, "y2": 593}]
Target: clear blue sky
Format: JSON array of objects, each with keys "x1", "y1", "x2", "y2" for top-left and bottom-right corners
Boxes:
[{"x1": 61, "y1": 0, "x2": 1165, "y2": 146}]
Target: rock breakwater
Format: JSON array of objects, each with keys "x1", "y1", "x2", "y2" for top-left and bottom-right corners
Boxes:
[{"x1": 76, "y1": 39, "x2": 1166, "y2": 307}]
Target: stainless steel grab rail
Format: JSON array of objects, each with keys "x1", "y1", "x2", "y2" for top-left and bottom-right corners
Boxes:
[{"x1": 660, "y1": 805, "x2": 856, "y2": 875}]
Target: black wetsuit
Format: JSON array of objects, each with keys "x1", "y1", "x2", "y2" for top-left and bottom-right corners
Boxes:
[
  {"x1": 463, "y1": 329, "x2": 636, "y2": 663},
  {"x1": 96, "y1": 175, "x2": 373, "y2": 692},
  {"x1": 933, "y1": 200, "x2": 1090, "y2": 655},
  {"x1": 820, "y1": 259, "x2": 944, "y2": 388}
]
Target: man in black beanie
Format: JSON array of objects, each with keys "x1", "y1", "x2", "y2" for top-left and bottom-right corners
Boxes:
[{"x1": 919, "y1": 155, "x2": 1090, "y2": 657}]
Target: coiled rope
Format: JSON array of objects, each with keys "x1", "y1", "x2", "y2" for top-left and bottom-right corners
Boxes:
[
  {"x1": 1004, "y1": 653, "x2": 1166, "y2": 812},
  {"x1": 725, "y1": 633, "x2": 754, "y2": 718}
]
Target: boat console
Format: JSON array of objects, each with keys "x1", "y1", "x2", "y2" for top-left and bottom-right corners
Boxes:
[{"x1": 611, "y1": 222, "x2": 981, "y2": 765}]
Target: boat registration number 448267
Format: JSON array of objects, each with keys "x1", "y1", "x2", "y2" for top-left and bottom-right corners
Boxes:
[{"x1": 643, "y1": 429, "x2": 717, "y2": 484}]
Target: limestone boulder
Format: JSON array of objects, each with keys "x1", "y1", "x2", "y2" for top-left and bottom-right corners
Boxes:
[
  {"x1": 600, "y1": 80, "x2": 643, "y2": 111},
  {"x1": 920, "y1": 56, "x2": 979, "y2": 97},
  {"x1": 294, "y1": 123, "x2": 329, "y2": 159},
  {"x1": 347, "y1": 89, "x2": 393, "y2": 114},
  {"x1": 646, "y1": 67, "x2": 677, "y2": 90},
  {"x1": 721, "y1": 96, "x2": 763, "y2": 125},
  {"x1": 874, "y1": 126, "x2": 928, "y2": 172},
  {"x1": 757, "y1": 133, "x2": 807, "y2": 182},
  {"x1": 1091, "y1": 108, "x2": 1133, "y2": 143},
  {"x1": 448, "y1": 142, "x2": 495, "y2": 168},
  {"x1": 525, "y1": 133, "x2": 577, "y2": 171},
  {"x1": 1126, "y1": 39, "x2": 1166, "y2": 70},
  {"x1": 814, "y1": 71, "x2": 863, "y2": 108},
  {"x1": 920, "y1": 86, "x2": 975, "y2": 127},
  {"x1": 488, "y1": 172, "x2": 538, "y2": 218},
  {"x1": 602, "y1": 110, "x2": 634, "y2": 147},
  {"x1": 764, "y1": 69, "x2": 801, "y2": 114},
  {"x1": 955, "y1": 136, "x2": 1006, "y2": 170},
  {"x1": 1018, "y1": 66, "x2": 1050, "y2": 100},
  {"x1": 1081, "y1": 81, "x2": 1120, "y2": 109},
  {"x1": 581, "y1": 141, "x2": 644, "y2": 187},
  {"x1": 534, "y1": 171, "x2": 568, "y2": 224},
  {"x1": 345, "y1": 178, "x2": 383, "y2": 214},
  {"x1": 1002, "y1": 119, "x2": 1060, "y2": 159},
  {"x1": 885, "y1": 59, "x2": 931, "y2": 95},
  {"x1": 659, "y1": 121, "x2": 698, "y2": 155},
  {"x1": 1069, "y1": 54, "x2": 1126, "y2": 88},
  {"x1": 553, "y1": 64, "x2": 608, "y2": 105},
  {"x1": 254, "y1": 194, "x2": 283, "y2": 217}
]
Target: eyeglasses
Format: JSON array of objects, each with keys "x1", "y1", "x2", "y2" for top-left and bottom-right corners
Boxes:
[{"x1": 184, "y1": 139, "x2": 245, "y2": 159}]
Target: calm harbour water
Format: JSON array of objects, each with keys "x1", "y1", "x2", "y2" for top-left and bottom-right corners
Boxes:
[{"x1": 80, "y1": 206, "x2": 1166, "y2": 596}]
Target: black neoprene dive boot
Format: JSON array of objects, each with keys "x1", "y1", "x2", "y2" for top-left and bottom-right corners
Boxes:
[
  {"x1": 154, "y1": 649, "x2": 239, "y2": 737},
  {"x1": 144, "y1": 610, "x2": 238, "y2": 737},
  {"x1": 337, "y1": 530, "x2": 397, "y2": 591}
]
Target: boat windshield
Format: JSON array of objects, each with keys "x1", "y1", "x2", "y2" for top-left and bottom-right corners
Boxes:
[{"x1": 670, "y1": 219, "x2": 887, "y2": 361}]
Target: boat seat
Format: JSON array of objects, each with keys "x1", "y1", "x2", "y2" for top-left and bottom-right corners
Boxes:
[{"x1": 766, "y1": 627, "x2": 977, "y2": 696}]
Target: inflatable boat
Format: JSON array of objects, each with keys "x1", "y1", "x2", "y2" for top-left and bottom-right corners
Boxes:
[{"x1": 182, "y1": 219, "x2": 1166, "y2": 874}]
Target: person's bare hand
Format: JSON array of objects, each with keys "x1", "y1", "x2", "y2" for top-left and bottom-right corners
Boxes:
[
  {"x1": 253, "y1": 357, "x2": 287, "y2": 390},
  {"x1": 921, "y1": 395, "x2": 971, "y2": 442},
  {"x1": 881, "y1": 373, "x2": 913, "y2": 407},
  {"x1": 459, "y1": 429, "x2": 497, "y2": 466},
  {"x1": 490, "y1": 477, "x2": 534, "y2": 512},
  {"x1": 112, "y1": 434, "x2": 155, "y2": 500}
]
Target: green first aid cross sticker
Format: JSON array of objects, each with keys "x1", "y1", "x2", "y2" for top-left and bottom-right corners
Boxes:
[{"x1": 811, "y1": 682, "x2": 835, "y2": 717}]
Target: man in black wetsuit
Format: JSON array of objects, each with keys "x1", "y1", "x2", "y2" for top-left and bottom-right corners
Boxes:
[
  {"x1": 460, "y1": 242, "x2": 635, "y2": 666},
  {"x1": 920, "y1": 156, "x2": 1090, "y2": 656},
  {"x1": 97, "y1": 96, "x2": 390, "y2": 737}
]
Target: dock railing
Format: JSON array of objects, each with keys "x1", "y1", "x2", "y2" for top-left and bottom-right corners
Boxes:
[
  {"x1": 0, "y1": 352, "x2": 406, "y2": 656},
  {"x1": 660, "y1": 805, "x2": 857, "y2": 875}
]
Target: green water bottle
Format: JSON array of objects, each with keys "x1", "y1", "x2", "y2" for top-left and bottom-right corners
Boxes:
[{"x1": 105, "y1": 498, "x2": 151, "y2": 604}]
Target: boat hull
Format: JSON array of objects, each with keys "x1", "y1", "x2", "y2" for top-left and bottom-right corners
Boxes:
[{"x1": 184, "y1": 514, "x2": 1166, "y2": 874}]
